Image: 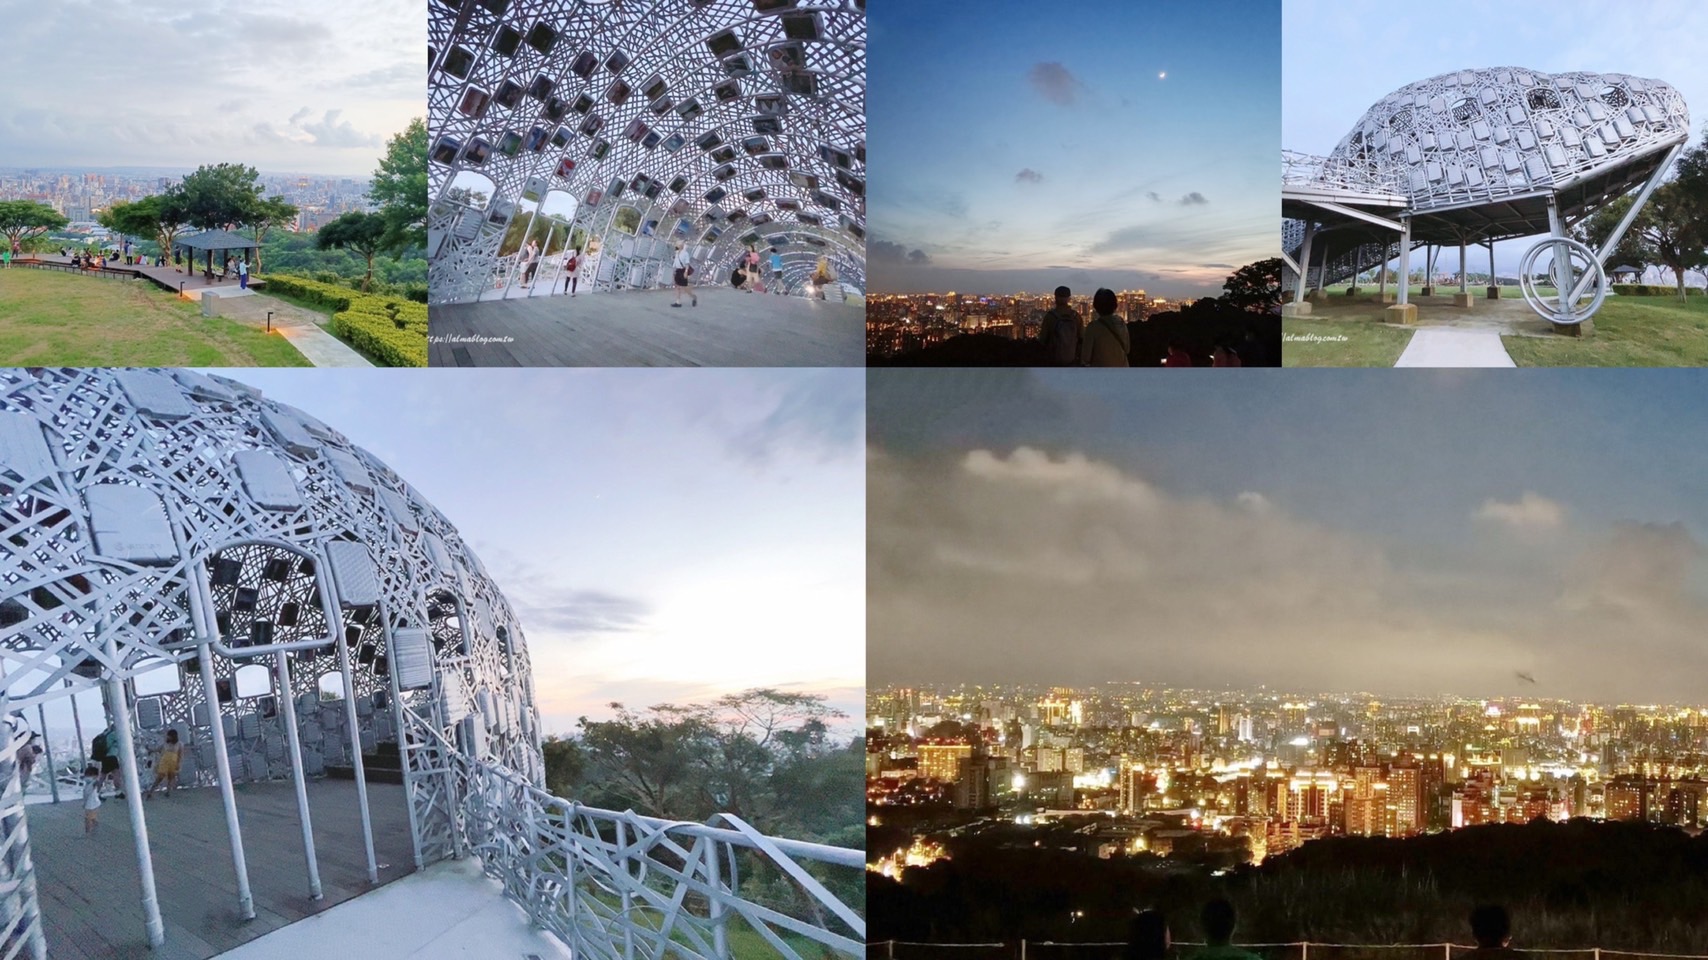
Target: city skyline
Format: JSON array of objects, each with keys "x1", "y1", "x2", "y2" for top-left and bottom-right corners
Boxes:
[
  {"x1": 867, "y1": 0, "x2": 1279, "y2": 300},
  {"x1": 0, "y1": 0, "x2": 419, "y2": 175},
  {"x1": 869, "y1": 369, "x2": 1708, "y2": 704}
]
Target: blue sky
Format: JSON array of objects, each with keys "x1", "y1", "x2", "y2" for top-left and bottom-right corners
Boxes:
[
  {"x1": 868, "y1": 0, "x2": 1279, "y2": 298},
  {"x1": 870, "y1": 369, "x2": 1708, "y2": 703},
  {"x1": 218, "y1": 368, "x2": 866, "y2": 735},
  {"x1": 1285, "y1": 0, "x2": 1708, "y2": 279}
]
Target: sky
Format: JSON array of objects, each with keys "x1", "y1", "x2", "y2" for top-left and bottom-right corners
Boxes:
[
  {"x1": 164, "y1": 368, "x2": 867, "y2": 737},
  {"x1": 0, "y1": 0, "x2": 420, "y2": 175},
  {"x1": 867, "y1": 0, "x2": 1280, "y2": 299},
  {"x1": 1285, "y1": 0, "x2": 1708, "y2": 280},
  {"x1": 869, "y1": 369, "x2": 1708, "y2": 705}
]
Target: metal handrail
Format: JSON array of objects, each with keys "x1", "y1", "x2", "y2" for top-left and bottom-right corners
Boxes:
[{"x1": 403, "y1": 711, "x2": 864, "y2": 959}]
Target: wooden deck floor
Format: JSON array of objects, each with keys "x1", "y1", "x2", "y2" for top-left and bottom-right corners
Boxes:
[
  {"x1": 26, "y1": 779, "x2": 415, "y2": 959},
  {"x1": 427, "y1": 286, "x2": 864, "y2": 367}
]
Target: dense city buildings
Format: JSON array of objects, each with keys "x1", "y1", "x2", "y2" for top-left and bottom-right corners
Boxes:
[
  {"x1": 0, "y1": 166, "x2": 375, "y2": 237},
  {"x1": 869, "y1": 683, "x2": 1708, "y2": 868},
  {"x1": 866, "y1": 290, "x2": 1176, "y2": 358}
]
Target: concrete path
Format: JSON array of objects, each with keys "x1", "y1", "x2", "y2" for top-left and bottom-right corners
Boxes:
[
  {"x1": 217, "y1": 858, "x2": 571, "y2": 960},
  {"x1": 209, "y1": 293, "x2": 375, "y2": 368},
  {"x1": 1394, "y1": 327, "x2": 1517, "y2": 367}
]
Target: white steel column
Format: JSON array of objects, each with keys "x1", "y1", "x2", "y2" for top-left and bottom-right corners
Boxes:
[
  {"x1": 192, "y1": 562, "x2": 256, "y2": 920},
  {"x1": 102, "y1": 630, "x2": 164, "y2": 947},
  {"x1": 1397, "y1": 218, "x2": 1412, "y2": 306},
  {"x1": 275, "y1": 652, "x2": 323, "y2": 900}
]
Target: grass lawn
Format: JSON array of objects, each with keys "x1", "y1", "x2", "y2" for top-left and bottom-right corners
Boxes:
[
  {"x1": 1283, "y1": 319, "x2": 1414, "y2": 367},
  {"x1": 1502, "y1": 294, "x2": 1708, "y2": 366},
  {"x1": 0, "y1": 268, "x2": 310, "y2": 366}
]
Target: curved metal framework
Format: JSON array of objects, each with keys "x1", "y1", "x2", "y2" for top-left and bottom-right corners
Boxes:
[
  {"x1": 0, "y1": 369, "x2": 861, "y2": 959},
  {"x1": 428, "y1": 0, "x2": 867, "y2": 304},
  {"x1": 1284, "y1": 67, "x2": 1689, "y2": 325}
]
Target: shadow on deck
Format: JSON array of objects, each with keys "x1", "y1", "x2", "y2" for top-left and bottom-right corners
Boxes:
[
  {"x1": 27, "y1": 779, "x2": 414, "y2": 960},
  {"x1": 427, "y1": 285, "x2": 864, "y2": 366}
]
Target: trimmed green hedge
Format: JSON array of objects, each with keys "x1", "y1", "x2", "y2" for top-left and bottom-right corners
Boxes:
[
  {"x1": 263, "y1": 274, "x2": 427, "y2": 366},
  {"x1": 1611, "y1": 283, "x2": 1705, "y2": 297}
]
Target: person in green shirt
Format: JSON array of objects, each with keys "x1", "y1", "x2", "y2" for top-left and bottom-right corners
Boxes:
[{"x1": 1191, "y1": 899, "x2": 1263, "y2": 960}]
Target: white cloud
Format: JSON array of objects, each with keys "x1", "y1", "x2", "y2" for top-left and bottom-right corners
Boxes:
[{"x1": 1476, "y1": 491, "x2": 1565, "y2": 530}]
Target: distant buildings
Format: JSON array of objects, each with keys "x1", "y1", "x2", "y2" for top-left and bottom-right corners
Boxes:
[
  {"x1": 868, "y1": 682, "x2": 1708, "y2": 870},
  {"x1": 0, "y1": 167, "x2": 375, "y2": 237}
]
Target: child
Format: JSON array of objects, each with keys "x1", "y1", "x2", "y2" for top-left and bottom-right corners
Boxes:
[{"x1": 83, "y1": 764, "x2": 102, "y2": 834}]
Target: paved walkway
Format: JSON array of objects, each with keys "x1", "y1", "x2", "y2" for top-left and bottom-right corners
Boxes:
[
  {"x1": 217, "y1": 858, "x2": 571, "y2": 960},
  {"x1": 429, "y1": 285, "x2": 863, "y2": 366},
  {"x1": 206, "y1": 293, "x2": 374, "y2": 368},
  {"x1": 28, "y1": 779, "x2": 415, "y2": 960},
  {"x1": 1394, "y1": 327, "x2": 1517, "y2": 367}
]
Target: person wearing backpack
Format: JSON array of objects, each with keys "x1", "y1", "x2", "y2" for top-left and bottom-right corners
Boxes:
[
  {"x1": 561, "y1": 247, "x2": 581, "y2": 296},
  {"x1": 92, "y1": 724, "x2": 122, "y2": 796},
  {"x1": 1039, "y1": 285, "x2": 1082, "y2": 366}
]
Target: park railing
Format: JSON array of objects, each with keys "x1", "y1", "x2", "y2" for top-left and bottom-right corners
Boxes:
[
  {"x1": 868, "y1": 943, "x2": 1708, "y2": 960},
  {"x1": 404, "y1": 712, "x2": 864, "y2": 960},
  {"x1": 1282, "y1": 149, "x2": 1408, "y2": 197}
]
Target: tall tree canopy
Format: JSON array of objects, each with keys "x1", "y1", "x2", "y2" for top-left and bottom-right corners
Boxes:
[
  {"x1": 315, "y1": 211, "x2": 389, "y2": 291},
  {"x1": 179, "y1": 163, "x2": 265, "y2": 232},
  {"x1": 0, "y1": 200, "x2": 68, "y2": 251},
  {"x1": 371, "y1": 118, "x2": 427, "y2": 256},
  {"x1": 99, "y1": 192, "x2": 191, "y2": 258}
]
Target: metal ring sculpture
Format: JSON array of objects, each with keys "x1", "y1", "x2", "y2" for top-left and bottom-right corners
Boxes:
[
  {"x1": 1519, "y1": 235, "x2": 1607, "y2": 325},
  {"x1": 428, "y1": 0, "x2": 867, "y2": 304}
]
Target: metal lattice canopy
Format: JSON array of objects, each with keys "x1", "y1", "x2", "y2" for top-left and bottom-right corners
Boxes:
[
  {"x1": 1306, "y1": 67, "x2": 1689, "y2": 244},
  {"x1": 1283, "y1": 67, "x2": 1690, "y2": 325},
  {"x1": 0, "y1": 368, "x2": 544, "y2": 951},
  {"x1": 428, "y1": 0, "x2": 867, "y2": 304}
]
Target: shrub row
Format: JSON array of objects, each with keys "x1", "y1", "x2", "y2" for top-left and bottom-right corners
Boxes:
[
  {"x1": 264, "y1": 274, "x2": 427, "y2": 367},
  {"x1": 333, "y1": 308, "x2": 428, "y2": 367},
  {"x1": 1611, "y1": 283, "x2": 1705, "y2": 297}
]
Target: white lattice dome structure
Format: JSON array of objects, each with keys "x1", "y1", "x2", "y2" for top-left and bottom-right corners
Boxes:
[
  {"x1": 428, "y1": 0, "x2": 867, "y2": 304},
  {"x1": 0, "y1": 367, "x2": 542, "y2": 951},
  {"x1": 1283, "y1": 67, "x2": 1691, "y2": 326},
  {"x1": 1328, "y1": 67, "x2": 1688, "y2": 217}
]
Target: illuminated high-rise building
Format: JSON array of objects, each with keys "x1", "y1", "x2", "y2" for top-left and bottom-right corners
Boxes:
[{"x1": 918, "y1": 742, "x2": 974, "y2": 783}]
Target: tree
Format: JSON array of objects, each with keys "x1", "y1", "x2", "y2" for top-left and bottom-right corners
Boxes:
[
  {"x1": 371, "y1": 117, "x2": 427, "y2": 256},
  {"x1": 1635, "y1": 181, "x2": 1708, "y2": 301},
  {"x1": 1220, "y1": 258, "x2": 1283, "y2": 312},
  {"x1": 0, "y1": 200, "x2": 68, "y2": 252},
  {"x1": 316, "y1": 211, "x2": 388, "y2": 291},
  {"x1": 1573, "y1": 193, "x2": 1655, "y2": 275},
  {"x1": 99, "y1": 193, "x2": 190, "y2": 260},
  {"x1": 179, "y1": 163, "x2": 264, "y2": 231},
  {"x1": 248, "y1": 195, "x2": 298, "y2": 273},
  {"x1": 541, "y1": 735, "x2": 585, "y2": 799}
]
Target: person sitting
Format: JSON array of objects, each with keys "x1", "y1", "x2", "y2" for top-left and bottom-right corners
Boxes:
[
  {"x1": 1123, "y1": 908, "x2": 1170, "y2": 960},
  {"x1": 1190, "y1": 899, "x2": 1261, "y2": 960},
  {"x1": 1463, "y1": 905, "x2": 1523, "y2": 960}
]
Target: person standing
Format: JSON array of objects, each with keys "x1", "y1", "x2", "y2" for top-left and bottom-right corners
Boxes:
[
  {"x1": 1039, "y1": 286, "x2": 1082, "y2": 366},
  {"x1": 672, "y1": 241, "x2": 697, "y2": 308},
  {"x1": 521, "y1": 240, "x2": 540, "y2": 288},
  {"x1": 144, "y1": 729, "x2": 182, "y2": 799},
  {"x1": 83, "y1": 764, "x2": 102, "y2": 834},
  {"x1": 1080, "y1": 288, "x2": 1131, "y2": 367},
  {"x1": 237, "y1": 258, "x2": 249, "y2": 291},
  {"x1": 768, "y1": 249, "x2": 785, "y2": 294},
  {"x1": 2, "y1": 246, "x2": 10, "y2": 269},
  {"x1": 562, "y1": 248, "x2": 581, "y2": 296}
]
